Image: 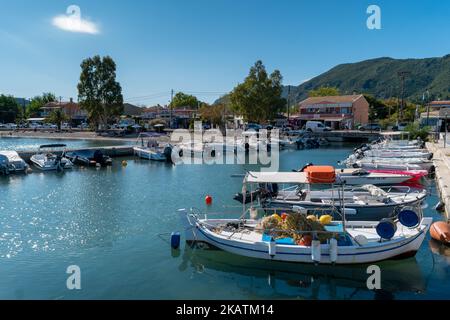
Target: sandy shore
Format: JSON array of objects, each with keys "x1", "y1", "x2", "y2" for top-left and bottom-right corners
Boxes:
[{"x1": 0, "y1": 130, "x2": 139, "y2": 142}]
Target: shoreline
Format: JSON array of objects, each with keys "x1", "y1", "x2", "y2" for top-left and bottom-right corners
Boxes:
[{"x1": 0, "y1": 130, "x2": 139, "y2": 142}]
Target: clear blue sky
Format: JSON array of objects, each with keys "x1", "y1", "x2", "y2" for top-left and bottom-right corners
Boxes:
[{"x1": 1, "y1": 0, "x2": 450, "y2": 105}]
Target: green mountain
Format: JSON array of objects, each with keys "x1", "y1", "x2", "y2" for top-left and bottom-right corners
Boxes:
[{"x1": 288, "y1": 55, "x2": 450, "y2": 103}]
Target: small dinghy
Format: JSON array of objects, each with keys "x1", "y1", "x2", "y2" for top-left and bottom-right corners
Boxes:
[
  {"x1": 430, "y1": 221, "x2": 450, "y2": 245},
  {"x1": 0, "y1": 151, "x2": 28, "y2": 174},
  {"x1": 64, "y1": 149, "x2": 112, "y2": 167}
]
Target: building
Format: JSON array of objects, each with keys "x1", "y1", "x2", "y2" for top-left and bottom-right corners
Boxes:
[
  {"x1": 141, "y1": 105, "x2": 198, "y2": 128},
  {"x1": 297, "y1": 94, "x2": 369, "y2": 130},
  {"x1": 420, "y1": 100, "x2": 450, "y2": 131},
  {"x1": 41, "y1": 98, "x2": 88, "y2": 125}
]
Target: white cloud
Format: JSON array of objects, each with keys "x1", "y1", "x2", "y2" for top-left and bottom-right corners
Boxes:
[{"x1": 52, "y1": 6, "x2": 99, "y2": 34}]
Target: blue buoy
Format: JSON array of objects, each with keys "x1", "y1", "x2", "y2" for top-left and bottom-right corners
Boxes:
[
  {"x1": 398, "y1": 208, "x2": 420, "y2": 228},
  {"x1": 376, "y1": 218, "x2": 397, "y2": 240},
  {"x1": 171, "y1": 232, "x2": 181, "y2": 249}
]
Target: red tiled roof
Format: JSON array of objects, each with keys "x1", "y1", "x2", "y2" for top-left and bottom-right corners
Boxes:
[
  {"x1": 299, "y1": 94, "x2": 365, "y2": 105},
  {"x1": 429, "y1": 100, "x2": 450, "y2": 106}
]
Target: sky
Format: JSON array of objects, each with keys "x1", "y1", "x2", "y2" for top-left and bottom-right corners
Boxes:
[{"x1": 1, "y1": 0, "x2": 450, "y2": 106}]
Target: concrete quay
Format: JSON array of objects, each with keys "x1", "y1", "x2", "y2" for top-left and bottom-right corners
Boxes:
[{"x1": 427, "y1": 141, "x2": 450, "y2": 220}]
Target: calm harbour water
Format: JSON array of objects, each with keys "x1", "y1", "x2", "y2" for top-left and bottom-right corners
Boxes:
[{"x1": 1, "y1": 138, "x2": 450, "y2": 300}]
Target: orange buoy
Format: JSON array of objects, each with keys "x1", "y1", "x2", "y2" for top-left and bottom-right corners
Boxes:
[
  {"x1": 205, "y1": 195, "x2": 213, "y2": 205},
  {"x1": 430, "y1": 221, "x2": 450, "y2": 245}
]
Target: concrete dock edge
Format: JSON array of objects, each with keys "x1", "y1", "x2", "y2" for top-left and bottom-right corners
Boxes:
[{"x1": 427, "y1": 142, "x2": 450, "y2": 221}]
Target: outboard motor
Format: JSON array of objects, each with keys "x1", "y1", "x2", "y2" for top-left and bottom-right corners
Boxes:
[
  {"x1": 55, "y1": 155, "x2": 64, "y2": 172},
  {"x1": 164, "y1": 145, "x2": 175, "y2": 163},
  {"x1": 93, "y1": 150, "x2": 104, "y2": 165}
]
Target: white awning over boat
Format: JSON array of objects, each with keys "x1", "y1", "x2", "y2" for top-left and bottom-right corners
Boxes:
[{"x1": 245, "y1": 171, "x2": 308, "y2": 184}]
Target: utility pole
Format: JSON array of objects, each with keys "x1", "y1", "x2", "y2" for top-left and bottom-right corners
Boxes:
[
  {"x1": 287, "y1": 86, "x2": 290, "y2": 122},
  {"x1": 439, "y1": 110, "x2": 448, "y2": 148},
  {"x1": 397, "y1": 71, "x2": 410, "y2": 123},
  {"x1": 169, "y1": 89, "x2": 174, "y2": 129},
  {"x1": 425, "y1": 89, "x2": 430, "y2": 126}
]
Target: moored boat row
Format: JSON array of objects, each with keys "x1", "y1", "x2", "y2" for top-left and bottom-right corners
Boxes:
[{"x1": 178, "y1": 137, "x2": 435, "y2": 265}]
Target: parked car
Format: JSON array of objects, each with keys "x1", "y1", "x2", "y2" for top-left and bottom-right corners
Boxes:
[
  {"x1": 246, "y1": 123, "x2": 262, "y2": 131},
  {"x1": 4, "y1": 123, "x2": 17, "y2": 129},
  {"x1": 30, "y1": 122, "x2": 43, "y2": 129},
  {"x1": 304, "y1": 121, "x2": 331, "y2": 132},
  {"x1": 392, "y1": 122, "x2": 409, "y2": 131},
  {"x1": 42, "y1": 123, "x2": 57, "y2": 129},
  {"x1": 358, "y1": 123, "x2": 381, "y2": 131}
]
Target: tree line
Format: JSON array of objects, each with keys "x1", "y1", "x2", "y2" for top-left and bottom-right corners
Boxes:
[{"x1": 1, "y1": 56, "x2": 429, "y2": 129}]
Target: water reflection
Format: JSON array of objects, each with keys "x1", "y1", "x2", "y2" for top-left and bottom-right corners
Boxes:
[
  {"x1": 429, "y1": 239, "x2": 450, "y2": 258},
  {"x1": 179, "y1": 246, "x2": 426, "y2": 300}
]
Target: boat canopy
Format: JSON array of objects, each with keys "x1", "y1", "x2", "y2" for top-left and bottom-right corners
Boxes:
[
  {"x1": 244, "y1": 171, "x2": 308, "y2": 184},
  {"x1": 39, "y1": 144, "x2": 67, "y2": 149}
]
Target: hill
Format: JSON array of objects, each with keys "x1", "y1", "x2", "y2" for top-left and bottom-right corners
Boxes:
[
  {"x1": 288, "y1": 55, "x2": 450, "y2": 103},
  {"x1": 214, "y1": 55, "x2": 450, "y2": 105}
]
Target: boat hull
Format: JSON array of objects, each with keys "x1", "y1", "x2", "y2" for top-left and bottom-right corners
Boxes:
[
  {"x1": 134, "y1": 147, "x2": 167, "y2": 161},
  {"x1": 337, "y1": 175, "x2": 411, "y2": 186}
]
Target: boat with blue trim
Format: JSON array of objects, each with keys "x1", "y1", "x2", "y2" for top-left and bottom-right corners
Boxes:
[{"x1": 179, "y1": 205, "x2": 432, "y2": 265}]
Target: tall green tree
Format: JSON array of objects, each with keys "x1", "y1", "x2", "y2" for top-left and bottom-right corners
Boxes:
[
  {"x1": 308, "y1": 86, "x2": 340, "y2": 97},
  {"x1": 77, "y1": 55, "x2": 124, "y2": 129},
  {"x1": 170, "y1": 92, "x2": 200, "y2": 109},
  {"x1": 0, "y1": 95, "x2": 21, "y2": 123},
  {"x1": 199, "y1": 103, "x2": 228, "y2": 128},
  {"x1": 230, "y1": 60, "x2": 285, "y2": 122},
  {"x1": 364, "y1": 94, "x2": 389, "y2": 120},
  {"x1": 46, "y1": 109, "x2": 68, "y2": 131},
  {"x1": 26, "y1": 92, "x2": 57, "y2": 118}
]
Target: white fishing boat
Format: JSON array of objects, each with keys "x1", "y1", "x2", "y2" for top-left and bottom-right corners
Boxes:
[
  {"x1": 30, "y1": 144, "x2": 73, "y2": 171},
  {"x1": 354, "y1": 162, "x2": 425, "y2": 172},
  {"x1": 349, "y1": 158, "x2": 434, "y2": 172},
  {"x1": 179, "y1": 205, "x2": 432, "y2": 265},
  {"x1": 335, "y1": 168, "x2": 412, "y2": 185},
  {"x1": 361, "y1": 150, "x2": 432, "y2": 159},
  {"x1": 298, "y1": 165, "x2": 413, "y2": 185},
  {"x1": 134, "y1": 133, "x2": 170, "y2": 161},
  {"x1": 235, "y1": 170, "x2": 427, "y2": 221},
  {"x1": 0, "y1": 151, "x2": 28, "y2": 174}
]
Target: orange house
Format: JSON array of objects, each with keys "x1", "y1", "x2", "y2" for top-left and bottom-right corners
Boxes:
[{"x1": 297, "y1": 94, "x2": 369, "y2": 129}]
